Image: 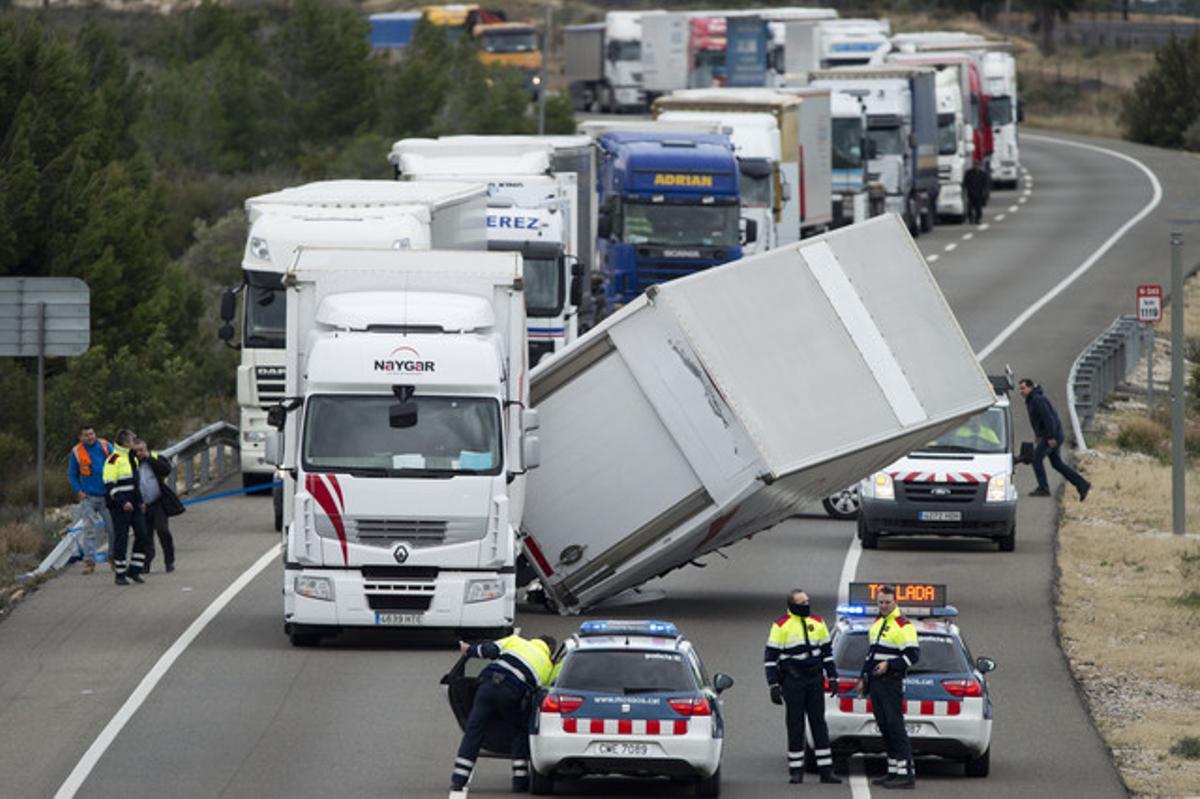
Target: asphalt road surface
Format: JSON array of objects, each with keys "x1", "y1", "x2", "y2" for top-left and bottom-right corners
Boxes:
[{"x1": 2, "y1": 130, "x2": 1197, "y2": 799}]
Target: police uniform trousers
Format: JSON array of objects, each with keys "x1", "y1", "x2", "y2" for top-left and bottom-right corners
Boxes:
[
  {"x1": 868, "y1": 672, "x2": 914, "y2": 780},
  {"x1": 782, "y1": 668, "x2": 833, "y2": 773},
  {"x1": 110, "y1": 504, "x2": 151, "y2": 577},
  {"x1": 452, "y1": 672, "x2": 532, "y2": 791}
]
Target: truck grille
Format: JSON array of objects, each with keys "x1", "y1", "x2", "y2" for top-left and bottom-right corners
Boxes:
[
  {"x1": 352, "y1": 518, "x2": 448, "y2": 546},
  {"x1": 937, "y1": 165, "x2": 953, "y2": 181},
  {"x1": 363, "y1": 565, "x2": 437, "y2": 611},
  {"x1": 255, "y1": 366, "x2": 285, "y2": 407},
  {"x1": 366, "y1": 594, "x2": 434, "y2": 611},
  {"x1": 900, "y1": 482, "x2": 981, "y2": 504}
]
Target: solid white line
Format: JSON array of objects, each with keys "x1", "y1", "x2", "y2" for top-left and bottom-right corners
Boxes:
[
  {"x1": 976, "y1": 134, "x2": 1163, "y2": 363},
  {"x1": 944, "y1": 243, "x2": 957, "y2": 252},
  {"x1": 995, "y1": 214, "x2": 1006, "y2": 222},
  {"x1": 1008, "y1": 204, "x2": 1019, "y2": 212},
  {"x1": 962, "y1": 232, "x2": 974, "y2": 241},
  {"x1": 927, "y1": 254, "x2": 940, "y2": 263},
  {"x1": 837, "y1": 535, "x2": 863, "y2": 606},
  {"x1": 54, "y1": 545, "x2": 280, "y2": 798},
  {"x1": 849, "y1": 755, "x2": 872, "y2": 799}
]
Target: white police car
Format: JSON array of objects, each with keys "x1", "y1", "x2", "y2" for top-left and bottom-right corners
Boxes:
[
  {"x1": 530, "y1": 620, "x2": 733, "y2": 795},
  {"x1": 812, "y1": 583, "x2": 997, "y2": 777}
]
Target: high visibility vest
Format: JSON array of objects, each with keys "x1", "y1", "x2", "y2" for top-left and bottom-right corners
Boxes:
[
  {"x1": 491, "y1": 635, "x2": 554, "y2": 689},
  {"x1": 764, "y1": 612, "x2": 835, "y2": 685},
  {"x1": 73, "y1": 439, "x2": 112, "y2": 477},
  {"x1": 102, "y1": 447, "x2": 138, "y2": 505},
  {"x1": 864, "y1": 608, "x2": 920, "y2": 672}
]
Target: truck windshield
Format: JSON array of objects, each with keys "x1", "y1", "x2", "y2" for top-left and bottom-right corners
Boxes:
[
  {"x1": 482, "y1": 30, "x2": 538, "y2": 53},
  {"x1": 920, "y1": 406, "x2": 1008, "y2": 454},
  {"x1": 866, "y1": 126, "x2": 905, "y2": 157},
  {"x1": 988, "y1": 96, "x2": 1013, "y2": 126},
  {"x1": 622, "y1": 202, "x2": 740, "y2": 247},
  {"x1": 832, "y1": 118, "x2": 864, "y2": 169},
  {"x1": 303, "y1": 396, "x2": 502, "y2": 476},
  {"x1": 937, "y1": 113, "x2": 958, "y2": 156},
  {"x1": 524, "y1": 256, "x2": 563, "y2": 317},
  {"x1": 245, "y1": 286, "x2": 285, "y2": 349},
  {"x1": 607, "y1": 40, "x2": 641, "y2": 62},
  {"x1": 739, "y1": 166, "x2": 772, "y2": 207}
]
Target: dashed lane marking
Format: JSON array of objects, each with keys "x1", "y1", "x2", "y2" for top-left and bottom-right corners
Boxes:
[
  {"x1": 962, "y1": 232, "x2": 974, "y2": 241},
  {"x1": 1008, "y1": 204, "x2": 1019, "y2": 212},
  {"x1": 995, "y1": 214, "x2": 1006, "y2": 221},
  {"x1": 927, "y1": 254, "x2": 940, "y2": 262},
  {"x1": 944, "y1": 243, "x2": 957, "y2": 252}
]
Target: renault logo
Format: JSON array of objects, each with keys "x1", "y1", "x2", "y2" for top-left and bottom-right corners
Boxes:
[{"x1": 393, "y1": 544, "x2": 410, "y2": 564}]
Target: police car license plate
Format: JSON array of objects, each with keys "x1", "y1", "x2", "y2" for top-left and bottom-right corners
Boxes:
[
  {"x1": 594, "y1": 742, "x2": 651, "y2": 757},
  {"x1": 871, "y1": 722, "x2": 925, "y2": 736},
  {"x1": 919, "y1": 511, "x2": 961, "y2": 522},
  {"x1": 374, "y1": 612, "x2": 422, "y2": 625}
]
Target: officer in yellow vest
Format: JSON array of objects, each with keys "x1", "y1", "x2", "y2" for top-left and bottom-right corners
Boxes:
[
  {"x1": 857, "y1": 585, "x2": 921, "y2": 790},
  {"x1": 449, "y1": 633, "x2": 556, "y2": 795},
  {"x1": 102, "y1": 429, "x2": 151, "y2": 585},
  {"x1": 765, "y1": 589, "x2": 843, "y2": 785}
]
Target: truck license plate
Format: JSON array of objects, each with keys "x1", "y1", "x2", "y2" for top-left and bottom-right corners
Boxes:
[
  {"x1": 375, "y1": 612, "x2": 423, "y2": 625},
  {"x1": 919, "y1": 511, "x2": 961, "y2": 522},
  {"x1": 595, "y1": 742, "x2": 650, "y2": 757}
]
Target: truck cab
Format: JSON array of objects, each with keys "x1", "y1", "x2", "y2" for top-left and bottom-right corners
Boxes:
[
  {"x1": 595, "y1": 131, "x2": 744, "y2": 310},
  {"x1": 828, "y1": 91, "x2": 879, "y2": 227},
  {"x1": 473, "y1": 20, "x2": 542, "y2": 94},
  {"x1": 983, "y1": 51, "x2": 1019, "y2": 189},
  {"x1": 934, "y1": 67, "x2": 969, "y2": 222}
]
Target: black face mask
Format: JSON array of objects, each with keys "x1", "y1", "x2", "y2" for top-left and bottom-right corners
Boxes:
[{"x1": 788, "y1": 602, "x2": 811, "y2": 617}]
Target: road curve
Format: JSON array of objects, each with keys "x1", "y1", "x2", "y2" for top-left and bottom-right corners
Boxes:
[{"x1": 1, "y1": 130, "x2": 1196, "y2": 799}]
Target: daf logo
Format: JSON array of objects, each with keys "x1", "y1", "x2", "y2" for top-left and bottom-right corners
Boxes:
[
  {"x1": 393, "y1": 544, "x2": 410, "y2": 564},
  {"x1": 931, "y1": 487, "x2": 951, "y2": 496}
]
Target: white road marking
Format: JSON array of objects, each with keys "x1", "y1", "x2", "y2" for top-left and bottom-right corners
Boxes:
[
  {"x1": 54, "y1": 545, "x2": 280, "y2": 798},
  {"x1": 850, "y1": 755, "x2": 872, "y2": 799},
  {"x1": 1008, "y1": 204, "x2": 1019, "y2": 212},
  {"x1": 1019, "y1": 197, "x2": 1028, "y2": 204},
  {"x1": 927, "y1": 254, "x2": 940, "y2": 263},
  {"x1": 944, "y1": 243, "x2": 957, "y2": 252},
  {"x1": 978, "y1": 223, "x2": 990, "y2": 232},
  {"x1": 962, "y1": 232, "x2": 974, "y2": 241},
  {"x1": 1023, "y1": 189, "x2": 1032, "y2": 197},
  {"x1": 995, "y1": 214, "x2": 1006, "y2": 221},
  {"x1": 837, "y1": 535, "x2": 863, "y2": 606}
]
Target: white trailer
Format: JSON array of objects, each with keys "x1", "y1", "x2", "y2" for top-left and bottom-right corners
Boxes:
[
  {"x1": 563, "y1": 11, "x2": 663, "y2": 112},
  {"x1": 276, "y1": 248, "x2": 537, "y2": 645},
  {"x1": 220, "y1": 181, "x2": 487, "y2": 493},
  {"x1": 520, "y1": 214, "x2": 995, "y2": 613},
  {"x1": 983, "y1": 50, "x2": 1020, "y2": 188}
]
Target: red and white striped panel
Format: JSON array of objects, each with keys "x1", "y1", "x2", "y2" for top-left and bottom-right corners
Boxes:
[
  {"x1": 890, "y1": 471, "x2": 991, "y2": 484},
  {"x1": 558, "y1": 717, "x2": 690, "y2": 736},
  {"x1": 837, "y1": 698, "x2": 962, "y2": 717}
]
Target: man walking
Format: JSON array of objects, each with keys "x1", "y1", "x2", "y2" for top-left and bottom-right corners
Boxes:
[
  {"x1": 133, "y1": 438, "x2": 184, "y2": 573},
  {"x1": 448, "y1": 633, "x2": 556, "y2": 796},
  {"x1": 858, "y1": 585, "x2": 920, "y2": 790},
  {"x1": 1018, "y1": 378, "x2": 1091, "y2": 500},
  {"x1": 102, "y1": 429, "x2": 151, "y2": 585},
  {"x1": 765, "y1": 589, "x2": 843, "y2": 785},
  {"x1": 964, "y1": 165, "x2": 987, "y2": 225},
  {"x1": 68, "y1": 425, "x2": 114, "y2": 575}
]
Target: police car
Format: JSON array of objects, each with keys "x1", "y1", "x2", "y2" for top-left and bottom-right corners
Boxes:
[
  {"x1": 530, "y1": 620, "x2": 732, "y2": 795},
  {"x1": 812, "y1": 583, "x2": 997, "y2": 777}
]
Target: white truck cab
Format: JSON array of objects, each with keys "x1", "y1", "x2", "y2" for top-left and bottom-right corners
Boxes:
[
  {"x1": 934, "y1": 67, "x2": 969, "y2": 222},
  {"x1": 983, "y1": 51, "x2": 1019, "y2": 188}
]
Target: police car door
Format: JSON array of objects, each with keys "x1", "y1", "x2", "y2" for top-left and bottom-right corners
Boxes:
[{"x1": 441, "y1": 654, "x2": 515, "y2": 757}]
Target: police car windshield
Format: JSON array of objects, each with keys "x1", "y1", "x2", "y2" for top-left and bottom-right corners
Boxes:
[
  {"x1": 302, "y1": 396, "x2": 502, "y2": 476},
  {"x1": 524, "y1": 257, "x2": 562, "y2": 317},
  {"x1": 834, "y1": 632, "x2": 968, "y2": 674},
  {"x1": 556, "y1": 650, "x2": 697, "y2": 693},
  {"x1": 621, "y1": 201, "x2": 740, "y2": 248},
  {"x1": 919, "y1": 406, "x2": 1008, "y2": 454}
]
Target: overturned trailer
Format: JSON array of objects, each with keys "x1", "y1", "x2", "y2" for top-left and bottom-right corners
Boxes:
[{"x1": 520, "y1": 214, "x2": 993, "y2": 613}]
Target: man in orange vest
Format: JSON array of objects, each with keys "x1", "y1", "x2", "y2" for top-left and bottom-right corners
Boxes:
[{"x1": 68, "y1": 425, "x2": 114, "y2": 575}]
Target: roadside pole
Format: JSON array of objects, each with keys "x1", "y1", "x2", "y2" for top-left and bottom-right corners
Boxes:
[
  {"x1": 1146, "y1": 325, "x2": 1154, "y2": 415},
  {"x1": 37, "y1": 302, "x2": 45, "y2": 525},
  {"x1": 537, "y1": 5, "x2": 551, "y2": 135},
  {"x1": 1169, "y1": 232, "x2": 1185, "y2": 534}
]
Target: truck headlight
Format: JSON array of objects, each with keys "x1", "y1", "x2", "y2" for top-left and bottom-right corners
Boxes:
[
  {"x1": 465, "y1": 578, "x2": 506, "y2": 604},
  {"x1": 295, "y1": 575, "x2": 334, "y2": 601},
  {"x1": 986, "y1": 474, "x2": 1013, "y2": 503},
  {"x1": 249, "y1": 236, "x2": 271, "y2": 262},
  {"x1": 243, "y1": 431, "x2": 267, "y2": 443},
  {"x1": 865, "y1": 473, "x2": 895, "y2": 501}
]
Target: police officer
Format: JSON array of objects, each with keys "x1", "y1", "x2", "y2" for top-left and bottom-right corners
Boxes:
[
  {"x1": 102, "y1": 429, "x2": 151, "y2": 585},
  {"x1": 765, "y1": 589, "x2": 843, "y2": 785},
  {"x1": 449, "y1": 633, "x2": 556, "y2": 795},
  {"x1": 857, "y1": 585, "x2": 920, "y2": 790}
]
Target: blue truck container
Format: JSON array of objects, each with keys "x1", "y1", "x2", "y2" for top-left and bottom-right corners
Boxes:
[
  {"x1": 595, "y1": 131, "x2": 743, "y2": 310},
  {"x1": 725, "y1": 16, "x2": 770, "y2": 87},
  {"x1": 369, "y1": 12, "x2": 422, "y2": 52}
]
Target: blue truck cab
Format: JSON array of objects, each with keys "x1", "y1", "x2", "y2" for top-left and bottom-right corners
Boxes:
[{"x1": 595, "y1": 132, "x2": 745, "y2": 311}]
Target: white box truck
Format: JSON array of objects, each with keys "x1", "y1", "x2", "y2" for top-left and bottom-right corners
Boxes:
[
  {"x1": 274, "y1": 248, "x2": 538, "y2": 646},
  {"x1": 218, "y1": 181, "x2": 487, "y2": 496},
  {"x1": 519, "y1": 214, "x2": 995, "y2": 613},
  {"x1": 563, "y1": 11, "x2": 663, "y2": 112}
]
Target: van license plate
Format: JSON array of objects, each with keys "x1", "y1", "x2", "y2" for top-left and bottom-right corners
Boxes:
[
  {"x1": 596, "y1": 742, "x2": 650, "y2": 757},
  {"x1": 375, "y1": 612, "x2": 423, "y2": 625},
  {"x1": 919, "y1": 511, "x2": 961, "y2": 522}
]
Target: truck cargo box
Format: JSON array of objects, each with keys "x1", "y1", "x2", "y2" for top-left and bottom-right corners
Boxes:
[{"x1": 521, "y1": 214, "x2": 993, "y2": 613}]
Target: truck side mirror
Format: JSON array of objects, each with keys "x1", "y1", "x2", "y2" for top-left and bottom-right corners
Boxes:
[
  {"x1": 523, "y1": 408, "x2": 540, "y2": 432},
  {"x1": 218, "y1": 323, "x2": 237, "y2": 344},
  {"x1": 742, "y1": 219, "x2": 758, "y2": 245},
  {"x1": 570, "y1": 278, "x2": 584, "y2": 308},
  {"x1": 264, "y1": 431, "x2": 283, "y2": 467},
  {"x1": 597, "y1": 212, "x2": 612, "y2": 239},
  {"x1": 908, "y1": 132, "x2": 918, "y2": 150},
  {"x1": 523, "y1": 435, "x2": 541, "y2": 470},
  {"x1": 220, "y1": 289, "x2": 236, "y2": 322}
]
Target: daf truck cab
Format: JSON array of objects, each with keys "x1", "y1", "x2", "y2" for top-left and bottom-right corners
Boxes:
[
  {"x1": 218, "y1": 181, "x2": 487, "y2": 494},
  {"x1": 983, "y1": 51, "x2": 1020, "y2": 188},
  {"x1": 275, "y1": 248, "x2": 537, "y2": 646},
  {"x1": 934, "y1": 66, "x2": 970, "y2": 222},
  {"x1": 390, "y1": 139, "x2": 583, "y2": 366}
]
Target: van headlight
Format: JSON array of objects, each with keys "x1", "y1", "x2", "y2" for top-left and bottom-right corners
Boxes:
[
  {"x1": 295, "y1": 575, "x2": 334, "y2": 601},
  {"x1": 465, "y1": 578, "x2": 506, "y2": 604},
  {"x1": 863, "y1": 472, "x2": 895, "y2": 501},
  {"x1": 986, "y1": 474, "x2": 1013, "y2": 503}
]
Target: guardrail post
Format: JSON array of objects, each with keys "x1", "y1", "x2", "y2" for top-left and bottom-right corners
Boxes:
[{"x1": 200, "y1": 445, "x2": 211, "y2": 486}]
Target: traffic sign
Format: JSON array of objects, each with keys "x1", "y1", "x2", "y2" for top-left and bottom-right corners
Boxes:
[
  {"x1": 1136, "y1": 284, "x2": 1163, "y2": 324},
  {"x1": 0, "y1": 277, "x2": 90, "y2": 356}
]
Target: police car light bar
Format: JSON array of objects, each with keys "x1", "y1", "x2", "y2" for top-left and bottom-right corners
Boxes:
[
  {"x1": 578, "y1": 620, "x2": 679, "y2": 637},
  {"x1": 837, "y1": 603, "x2": 959, "y2": 619}
]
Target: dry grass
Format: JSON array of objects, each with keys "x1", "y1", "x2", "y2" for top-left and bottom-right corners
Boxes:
[{"x1": 0, "y1": 519, "x2": 49, "y2": 595}]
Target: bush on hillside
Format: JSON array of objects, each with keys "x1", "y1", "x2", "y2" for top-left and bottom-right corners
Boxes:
[{"x1": 1120, "y1": 33, "x2": 1200, "y2": 150}]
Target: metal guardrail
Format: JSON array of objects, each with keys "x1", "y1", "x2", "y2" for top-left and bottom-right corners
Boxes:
[
  {"x1": 1067, "y1": 314, "x2": 1152, "y2": 453},
  {"x1": 161, "y1": 421, "x2": 241, "y2": 496}
]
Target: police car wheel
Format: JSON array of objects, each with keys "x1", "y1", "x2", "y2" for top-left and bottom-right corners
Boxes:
[
  {"x1": 695, "y1": 765, "x2": 721, "y2": 797},
  {"x1": 530, "y1": 764, "x2": 555, "y2": 795},
  {"x1": 964, "y1": 746, "x2": 991, "y2": 777},
  {"x1": 857, "y1": 515, "x2": 879, "y2": 549},
  {"x1": 997, "y1": 525, "x2": 1016, "y2": 552}
]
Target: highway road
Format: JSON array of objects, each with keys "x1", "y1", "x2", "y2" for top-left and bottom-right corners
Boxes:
[{"x1": 1, "y1": 130, "x2": 1196, "y2": 799}]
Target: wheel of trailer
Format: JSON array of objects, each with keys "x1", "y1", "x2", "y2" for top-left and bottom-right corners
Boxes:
[
  {"x1": 905, "y1": 196, "x2": 920, "y2": 236},
  {"x1": 530, "y1": 765, "x2": 555, "y2": 795},
  {"x1": 919, "y1": 198, "x2": 934, "y2": 233},
  {"x1": 695, "y1": 765, "x2": 721, "y2": 796},
  {"x1": 858, "y1": 515, "x2": 879, "y2": 549},
  {"x1": 965, "y1": 747, "x2": 990, "y2": 777},
  {"x1": 822, "y1": 487, "x2": 860, "y2": 520},
  {"x1": 997, "y1": 525, "x2": 1016, "y2": 552},
  {"x1": 273, "y1": 483, "x2": 283, "y2": 532}
]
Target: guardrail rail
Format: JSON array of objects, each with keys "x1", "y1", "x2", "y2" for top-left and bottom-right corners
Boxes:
[{"x1": 1067, "y1": 314, "x2": 1152, "y2": 452}]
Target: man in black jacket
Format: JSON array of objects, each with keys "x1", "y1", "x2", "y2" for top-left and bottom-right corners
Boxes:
[
  {"x1": 1018, "y1": 379, "x2": 1091, "y2": 500},
  {"x1": 133, "y1": 439, "x2": 185, "y2": 572}
]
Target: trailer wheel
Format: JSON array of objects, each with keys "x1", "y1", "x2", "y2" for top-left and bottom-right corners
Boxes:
[
  {"x1": 905, "y1": 196, "x2": 920, "y2": 236},
  {"x1": 920, "y1": 198, "x2": 934, "y2": 233}
]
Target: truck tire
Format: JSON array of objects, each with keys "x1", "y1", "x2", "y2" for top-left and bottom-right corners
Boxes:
[
  {"x1": 905, "y1": 196, "x2": 920, "y2": 237},
  {"x1": 919, "y1": 198, "x2": 934, "y2": 233},
  {"x1": 822, "y1": 487, "x2": 860, "y2": 520},
  {"x1": 286, "y1": 624, "x2": 321, "y2": 648},
  {"x1": 858, "y1": 515, "x2": 879, "y2": 549},
  {"x1": 965, "y1": 746, "x2": 991, "y2": 777},
  {"x1": 530, "y1": 765, "x2": 555, "y2": 795},
  {"x1": 695, "y1": 765, "x2": 721, "y2": 796},
  {"x1": 997, "y1": 525, "x2": 1016, "y2": 552}
]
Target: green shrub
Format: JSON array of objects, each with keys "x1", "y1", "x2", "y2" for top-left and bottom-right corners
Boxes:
[
  {"x1": 1120, "y1": 34, "x2": 1200, "y2": 149},
  {"x1": 1115, "y1": 417, "x2": 1169, "y2": 457},
  {"x1": 1170, "y1": 736, "x2": 1200, "y2": 760}
]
